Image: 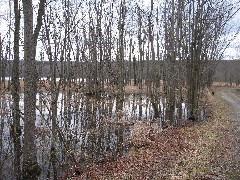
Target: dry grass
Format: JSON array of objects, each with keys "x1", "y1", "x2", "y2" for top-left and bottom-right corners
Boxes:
[
  {"x1": 124, "y1": 85, "x2": 147, "y2": 94},
  {"x1": 213, "y1": 82, "x2": 240, "y2": 87},
  {"x1": 1, "y1": 79, "x2": 164, "y2": 96},
  {"x1": 0, "y1": 79, "x2": 84, "y2": 93}
]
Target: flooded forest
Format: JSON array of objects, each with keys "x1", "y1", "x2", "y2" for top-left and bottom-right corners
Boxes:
[{"x1": 0, "y1": 0, "x2": 239, "y2": 179}]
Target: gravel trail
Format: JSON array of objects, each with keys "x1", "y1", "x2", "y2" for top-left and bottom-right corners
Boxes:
[{"x1": 220, "y1": 88, "x2": 240, "y2": 119}]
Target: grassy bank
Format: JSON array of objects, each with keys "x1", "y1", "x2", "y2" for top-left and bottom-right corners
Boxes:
[{"x1": 69, "y1": 88, "x2": 240, "y2": 179}]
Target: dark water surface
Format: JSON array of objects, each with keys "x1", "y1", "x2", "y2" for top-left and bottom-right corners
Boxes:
[{"x1": 0, "y1": 91, "x2": 190, "y2": 179}]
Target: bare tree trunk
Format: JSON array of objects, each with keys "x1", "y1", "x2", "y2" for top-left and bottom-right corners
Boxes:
[
  {"x1": 0, "y1": 35, "x2": 2, "y2": 87},
  {"x1": 44, "y1": 14, "x2": 58, "y2": 179},
  {"x1": 22, "y1": 0, "x2": 45, "y2": 179},
  {"x1": 11, "y1": 0, "x2": 21, "y2": 179},
  {"x1": 117, "y1": 0, "x2": 126, "y2": 95},
  {"x1": 137, "y1": 6, "x2": 143, "y2": 89}
]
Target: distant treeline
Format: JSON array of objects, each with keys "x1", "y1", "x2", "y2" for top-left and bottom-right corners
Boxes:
[
  {"x1": 0, "y1": 59, "x2": 209, "y2": 78},
  {"x1": 2, "y1": 59, "x2": 239, "y2": 85},
  {"x1": 214, "y1": 60, "x2": 240, "y2": 85}
]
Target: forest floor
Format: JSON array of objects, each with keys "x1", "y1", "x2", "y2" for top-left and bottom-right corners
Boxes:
[{"x1": 70, "y1": 87, "x2": 240, "y2": 179}]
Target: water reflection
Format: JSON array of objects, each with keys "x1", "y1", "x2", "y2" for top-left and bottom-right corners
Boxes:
[
  {"x1": 0, "y1": 91, "x2": 191, "y2": 179},
  {"x1": 0, "y1": 95, "x2": 15, "y2": 179}
]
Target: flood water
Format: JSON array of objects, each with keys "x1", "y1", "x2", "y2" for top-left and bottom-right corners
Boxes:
[{"x1": 0, "y1": 91, "x2": 191, "y2": 179}]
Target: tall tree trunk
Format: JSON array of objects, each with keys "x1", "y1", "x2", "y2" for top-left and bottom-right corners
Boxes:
[
  {"x1": 44, "y1": 14, "x2": 58, "y2": 179},
  {"x1": 11, "y1": 0, "x2": 21, "y2": 179},
  {"x1": 22, "y1": 0, "x2": 45, "y2": 179},
  {"x1": 117, "y1": 0, "x2": 126, "y2": 95}
]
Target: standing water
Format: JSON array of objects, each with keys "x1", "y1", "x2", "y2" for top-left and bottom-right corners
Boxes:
[{"x1": 0, "y1": 90, "x2": 191, "y2": 179}]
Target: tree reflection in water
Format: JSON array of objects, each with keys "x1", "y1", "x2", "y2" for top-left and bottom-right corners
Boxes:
[{"x1": 0, "y1": 92, "x2": 192, "y2": 179}]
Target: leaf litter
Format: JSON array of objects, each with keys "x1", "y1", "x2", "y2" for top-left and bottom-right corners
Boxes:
[{"x1": 70, "y1": 88, "x2": 240, "y2": 179}]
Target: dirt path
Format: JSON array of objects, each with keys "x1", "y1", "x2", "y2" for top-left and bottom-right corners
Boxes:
[
  {"x1": 220, "y1": 88, "x2": 240, "y2": 119},
  {"x1": 219, "y1": 88, "x2": 240, "y2": 178}
]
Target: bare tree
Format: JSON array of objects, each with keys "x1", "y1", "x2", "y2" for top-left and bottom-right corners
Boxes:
[
  {"x1": 11, "y1": 0, "x2": 21, "y2": 178},
  {"x1": 22, "y1": 0, "x2": 45, "y2": 178}
]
